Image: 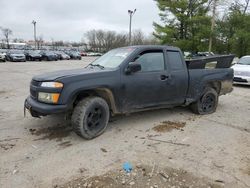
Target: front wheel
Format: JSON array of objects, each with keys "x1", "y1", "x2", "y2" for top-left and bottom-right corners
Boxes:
[
  {"x1": 190, "y1": 87, "x2": 218, "y2": 115},
  {"x1": 71, "y1": 97, "x2": 110, "y2": 139}
]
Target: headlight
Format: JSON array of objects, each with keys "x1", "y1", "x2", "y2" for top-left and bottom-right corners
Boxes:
[
  {"x1": 38, "y1": 92, "x2": 60, "y2": 103},
  {"x1": 41, "y1": 82, "x2": 63, "y2": 88}
]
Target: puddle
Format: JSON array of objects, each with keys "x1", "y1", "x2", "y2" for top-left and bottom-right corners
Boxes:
[
  {"x1": 153, "y1": 121, "x2": 186, "y2": 133},
  {"x1": 29, "y1": 124, "x2": 72, "y2": 142}
]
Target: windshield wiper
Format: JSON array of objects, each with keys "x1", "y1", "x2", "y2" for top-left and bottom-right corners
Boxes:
[{"x1": 89, "y1": 63, "x2": 105, "y2": 69}]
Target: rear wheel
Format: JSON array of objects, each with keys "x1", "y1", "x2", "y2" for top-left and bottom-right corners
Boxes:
[
  {"x1": 71, "y1": 96, "x2": 110, "y2": 139},
  {"x1": 191, "y1": 87, "x2": 218, "y2": 115}
]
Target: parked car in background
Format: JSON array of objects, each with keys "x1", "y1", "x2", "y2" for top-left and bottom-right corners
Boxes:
[
  {"x1": 232, "y1": 55, "x2": 250, "y2": 85},
  {"x1": 6, "y1": 50, "x2": 26, "y2": 62},
  {"x1": 87, "y1": 52, "x2": 102, "y2": 56},
  {"x1": 25, "y1": 50, "x2": 42, "y2": 61},
  {"x1": 65, "y1": 51, "x2": 81, "y2": 60},
  {"x1": 54, "y1": 51, "x2": 70, "y2": 60},
  {"x1": 80, "y1": 51, "x2": 87, "y2": 56},
  {"x1": 40, "y1": 51, "x2": 58, "y2": 61},
  {"x1": 0, "y1": 50, "x2": 6, "y2": 62},
  {"x1": 197, "y1": 52, "x2": 214, "y2": 57}
]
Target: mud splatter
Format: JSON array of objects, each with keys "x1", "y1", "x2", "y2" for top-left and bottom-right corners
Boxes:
[
  {"x1": 153, "y1": 121, "x2": 186, "y2": 133},
  {"x1": 0, "y1": 138, "x2": 19, "y2": 151},
  {"x1": 0, "y1": 143, "x2": 15, "y2": 150},
  {"x1": 100, "y1": 148, "x2": 108, "y2": 153},
  {"x1": 57, "y1": 164, "x2": 223, "y2": 188},
  {"x1": 58, "y1": 141, "x2": 73, "y2": 148},
  {"x1": 0, "y1": 90, "x2": 7, "y2": 95},
  {"x1": 30, "y1": 124, "x2": 72, "y2": 142}
]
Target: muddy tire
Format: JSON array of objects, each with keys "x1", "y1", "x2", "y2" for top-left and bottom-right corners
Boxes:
[
  {"x1": 191, "y1": 87, "x2": 218, "y2": 115},
  {"x1": 71, "y1": 97, "x2": 110, "y2": 139}
]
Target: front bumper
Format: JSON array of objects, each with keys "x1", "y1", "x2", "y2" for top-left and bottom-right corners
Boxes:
[
  {"x1": 233, "y1": 76, "x2": 250, "y2": 85},
  {"x1": 11, "y1": 57, "x2": 26, "y2": 62},
  {"x1": 24, "y1": 96, "x2": 68, "y2": 117}
]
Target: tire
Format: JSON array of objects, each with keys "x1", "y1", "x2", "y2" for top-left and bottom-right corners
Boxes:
[
  {"x1": 71, "y1": 96, "x2": 110, "y2": 139},
  {"x1": 190, "y1": 87, "x2": 218, "y2": 115}
]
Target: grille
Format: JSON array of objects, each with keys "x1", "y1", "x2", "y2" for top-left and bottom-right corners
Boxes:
[
  {"x1": 30, "y1": 88, "x2": 37, "y2": 99},
  {"x1": 234, "y1": 71, "x2": 250, "y2": 77},
  {"x1": 30, "y1": 80, "x2": 40, "y2": 99},
  {"x1": 31, "y1": 80, "x2": 40, "y2": 86},
  {"x1": 233, "y1": 77, "x2": 248, "y2": 83}
]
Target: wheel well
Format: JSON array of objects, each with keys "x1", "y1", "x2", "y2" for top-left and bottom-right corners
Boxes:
[
  {"x1": 206, "y1": 81, "x2": 221, "y2": 94},
  {"x1": 73, "y1": 88, "x2": 118, "y2": 114}
]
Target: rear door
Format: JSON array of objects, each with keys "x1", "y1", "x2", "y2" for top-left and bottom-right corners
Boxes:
[{"x1": 165, "y1": 50, "x2": 189, "y2": 103}]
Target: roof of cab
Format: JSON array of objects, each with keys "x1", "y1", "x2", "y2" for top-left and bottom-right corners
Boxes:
[{"x1": 119, "y1": 45, "x2": 181, "y2": 51}]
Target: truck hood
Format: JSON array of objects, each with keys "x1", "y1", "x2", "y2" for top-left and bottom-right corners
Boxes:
[{"x1": 33, "y1": 67, "x2": 111, "y2": 81}]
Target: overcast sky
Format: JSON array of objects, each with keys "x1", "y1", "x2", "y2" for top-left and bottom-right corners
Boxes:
[{"x1": 0, "y1": 0, "x2": 161, "y2": 42}]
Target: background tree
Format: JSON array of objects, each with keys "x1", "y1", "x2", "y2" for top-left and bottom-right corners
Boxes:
[
  {"x1": 214, "y1": 1, "x2": 250, "y2": 57},
  {"x1": 0, "y1": 27, "x2": 13, "y2": 49},
  {"x1": 153, "y1": 0, "x2": 212, "y2": 52}
]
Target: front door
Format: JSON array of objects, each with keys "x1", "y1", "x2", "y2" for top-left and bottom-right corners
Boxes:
[{"x1": 120, "y1": 49, "x2": 174, "y2": 112}]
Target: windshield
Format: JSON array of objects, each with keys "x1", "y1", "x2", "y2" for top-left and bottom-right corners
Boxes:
[
  {"x1": 10, "y1": 50, "x2": 23, "y2": 54},
  {"x1": 90, "y1": 47, "x2": 135, "y2": 68},
  {"x1": 238, "y1": 56, "x2": 250, "y2": 65},
  {"x1": 29, "y1": 51, "x2": 39, "y2": 55},
  {"x1": 45, "y1": 51, "x2": 54, "y2": 55}
]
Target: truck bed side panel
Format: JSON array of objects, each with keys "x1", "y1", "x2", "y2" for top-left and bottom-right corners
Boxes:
[{"x1": 186, "y1": 68, "x2": 233, "y2": 103}]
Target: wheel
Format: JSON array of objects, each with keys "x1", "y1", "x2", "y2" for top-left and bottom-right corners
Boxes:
[
  {"x1": 190, "y1": 87, "x2": 218, "y2": 115},
  {"x1": 71, "y1": 96, "x2": 110, "y2": 139}
]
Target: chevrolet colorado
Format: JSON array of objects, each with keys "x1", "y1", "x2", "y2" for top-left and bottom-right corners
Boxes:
[{"x1": 25, "y1": 45, "x2": 234, "y2": 139}]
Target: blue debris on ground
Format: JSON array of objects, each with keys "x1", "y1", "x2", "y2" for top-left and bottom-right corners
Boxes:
[{"x1": 123, "y1": 162, "x2": 133, "y2": 173}]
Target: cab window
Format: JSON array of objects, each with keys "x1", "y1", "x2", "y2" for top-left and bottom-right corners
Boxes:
[{"x1": 134, "y1": 50, "x2": 165, "y2": 72}]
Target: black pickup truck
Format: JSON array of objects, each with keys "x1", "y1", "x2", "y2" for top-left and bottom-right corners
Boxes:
[{"x1": 25, "y1": 45, "x2": 234, "y2": 139}]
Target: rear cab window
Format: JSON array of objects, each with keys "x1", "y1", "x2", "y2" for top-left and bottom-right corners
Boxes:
[{"x1": 166, "y1": 50, "x2": 184, "y2": 71}]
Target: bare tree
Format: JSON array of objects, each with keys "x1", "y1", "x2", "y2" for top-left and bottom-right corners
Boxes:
[
  {"x1": 131, "y1": 29, "x2": 145, "y2": 45},
  {"x1": 85, "y1": 30, "x2": 98, "y2": 51},
  {"x1": 244, "y1": 0, "x2": 250, "y2": 14},
  {"x1": 0, "y1": 27, "x2": 13, "y2": 49},
  {"x1": 84, "y1": 29, "x2": 158, "y2": 52},
  {"x1": 36, "y1": 35, "x2": 44, "y2": 50},
  {"x1": 12, "y1": 38, "x2": 25, "y2": 43}
]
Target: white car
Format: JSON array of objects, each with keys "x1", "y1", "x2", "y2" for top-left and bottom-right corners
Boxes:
[
  {"x1": 0, "y1": 52, "x2": 6, "y2": 62},
  {"x1": 232, "y1": 56, "x2": 250, "y2": 85}
]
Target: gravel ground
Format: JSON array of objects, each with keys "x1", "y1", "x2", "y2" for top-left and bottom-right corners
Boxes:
[{"x1": 0, "y1": 58, "x2": 249, "y2": 188}]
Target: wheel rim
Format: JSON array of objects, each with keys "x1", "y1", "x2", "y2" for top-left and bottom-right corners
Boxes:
[
  {"x1": 86, "y1": 105, "x2": 104, "y2": 132},
  {"x1": 201, "y1": 93, "x2": 216, "y2": 112}
]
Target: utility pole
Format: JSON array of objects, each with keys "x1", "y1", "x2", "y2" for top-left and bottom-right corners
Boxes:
[
  {"x1": 32, "y1": 20, "x2": 37, "y2": 49},
  {"x1": 208, "y1": 0, "x2": 217, "y2": 53},
  {"x1": 128, "y1": 9, "x2": 136, "y2": 45}
]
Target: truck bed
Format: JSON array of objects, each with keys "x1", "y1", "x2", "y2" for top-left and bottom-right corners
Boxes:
[
  {"x1": 185, "y1": 55, "x2": 235, "y2": 104},
  {"x1": 186, "y1": 55, "x2": 235, "y2": 69}
]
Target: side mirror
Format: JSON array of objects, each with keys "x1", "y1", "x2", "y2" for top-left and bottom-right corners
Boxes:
[{"x1": 125, "y1": 63, "x2": 141, "y2": 74}]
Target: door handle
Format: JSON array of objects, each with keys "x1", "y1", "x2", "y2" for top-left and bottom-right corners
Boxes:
[{"x1": 160, "y1": 75, "x2": 169, "y2": 80}]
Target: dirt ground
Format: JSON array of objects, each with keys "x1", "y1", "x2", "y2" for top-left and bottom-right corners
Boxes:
[{"x1": 0, "y1": 58, "x2": 249, "y2": 188}]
